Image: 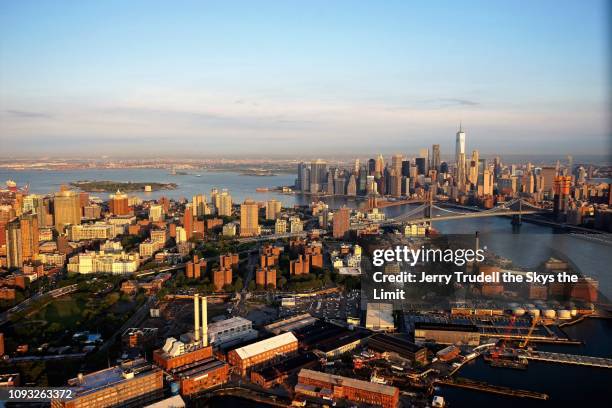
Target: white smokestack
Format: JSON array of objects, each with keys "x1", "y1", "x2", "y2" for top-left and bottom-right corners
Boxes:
[
  {"x1": 201, "y1": 296, "x2": 208, "y2": 347},
  {"x1": 194, "y1": 293, "x2": 200, "y2": 342}
]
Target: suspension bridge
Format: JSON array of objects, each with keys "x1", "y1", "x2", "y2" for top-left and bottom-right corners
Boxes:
[{"x1": 380, "y1": 197, "x2": 548, "y2": 226}]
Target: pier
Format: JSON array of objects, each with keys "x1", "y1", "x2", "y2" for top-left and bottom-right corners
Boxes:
[
  {"x1": 435, "y1": 378, "x2": 549, "y2": 400},
  {"x1": 523, "y1": 350, "x2": 612, "y2": 368}
]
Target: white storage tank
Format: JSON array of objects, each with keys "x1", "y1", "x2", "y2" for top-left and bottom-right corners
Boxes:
[
  {"x1": 558, "y1": 310, "x2": 571, "y2": 320},
  {"x1": 570, "y1": 309, "x2": 578, "y2": 317},
  {"x1": 543, "y1": 309, "x2": 556, "y2": 319},
  {"x1": 528, "y1": 308, "x2": 541, "y2": 318},
  {"x1": 512, "y1": 307, "x2": 526, "y2": 317}
]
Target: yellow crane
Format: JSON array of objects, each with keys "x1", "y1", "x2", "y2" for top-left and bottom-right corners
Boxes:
[{"x1": 520, "y1": 316, "x2": 540, "y2": 348}]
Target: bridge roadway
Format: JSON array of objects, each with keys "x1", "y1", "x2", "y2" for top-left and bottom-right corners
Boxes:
[
  {"x1": 522, "y1": 350, "x2": 612, "y2": 368},
  {"x1": 386, "y1": 209, "x2": 541, "y2": 225}
]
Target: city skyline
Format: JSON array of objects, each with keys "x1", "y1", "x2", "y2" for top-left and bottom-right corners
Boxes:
[{"x1": 1, "y1": 0, "x2": 610, "y2": 157}]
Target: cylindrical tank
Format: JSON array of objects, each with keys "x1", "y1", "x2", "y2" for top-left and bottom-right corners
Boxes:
[
  {"x1": 170, "y1": 381, "x2": 180, "y2": 395},
  {"x1": 513, "y1": 307, "x2": 526, "y2": 317},
  {"x1": 543, "y1": 309, "x2": 556, "y2": 319},
  {"x1": 528, "y1": 308, "x2": 541, "y2": 318},
  {"x1": 558, "y1": 310, "x2": 571, "y2": 319},
  {"x1": 570, "y1": 309, "x2": 578, "y2": 317}
]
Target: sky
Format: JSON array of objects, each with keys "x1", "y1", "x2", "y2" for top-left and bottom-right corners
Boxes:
[{"x1": 0, "y1": 0, "x2": 610, "y2": 158}]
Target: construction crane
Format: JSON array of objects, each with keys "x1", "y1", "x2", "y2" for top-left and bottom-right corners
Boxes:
[{"x1": 520, "y1": 316, "x2": 540, "y2": 348}]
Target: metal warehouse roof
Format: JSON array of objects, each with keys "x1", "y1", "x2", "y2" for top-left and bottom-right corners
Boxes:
[{"x1": 233, "y1": 332, "x2": 297, "y2": 360}]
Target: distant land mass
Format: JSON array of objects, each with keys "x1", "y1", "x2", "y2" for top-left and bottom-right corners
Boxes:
[{"x1": 70, "y1": 180, "x2": 177, "y2": 192}]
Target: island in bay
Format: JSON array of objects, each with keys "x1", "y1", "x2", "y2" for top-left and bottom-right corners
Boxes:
[{"x1": 70, "y1": 180, "x2": 177, "y2": 192}]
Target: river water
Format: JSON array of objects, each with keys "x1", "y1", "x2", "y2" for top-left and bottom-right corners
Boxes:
[{"x1": 2, "y1": 168, "x2": 611, "y2": 405}]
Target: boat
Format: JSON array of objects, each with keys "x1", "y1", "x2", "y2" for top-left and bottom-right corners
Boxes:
[{"x1": 484, "y1": 354, "x2": 528, "y2": 370}]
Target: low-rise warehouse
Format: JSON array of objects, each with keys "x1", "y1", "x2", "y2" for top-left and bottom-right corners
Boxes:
[
  {"x1": 264, "y1": 313, "x2": 317, "y2": 335},
  {"x1": 368, "y1": 333, "x2": 428, "y2": 365},
  {"x1": 251, "y1": 352, "x2": 319, "y2": 388},
  {"x1": 365, "y1": 303, "x2": 395, "y2": 331},
  {"x1": 296, "y1": 369, "x2": 399, "y2": 408},
  {"x1": 414, "y1": 322, "x2": 480, "y2": 346},
  {"x1": 228, "y1": 332, "x2": 298, "y2": 376},
  {"x1": 207, "y1": 316, "x2": 258, "y2": 347},
  {"x1": 172, "y1": 357, "x2": 229, "y2": 396}
]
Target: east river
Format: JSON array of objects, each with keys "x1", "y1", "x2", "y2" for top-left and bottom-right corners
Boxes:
[{"x1": 2, "y1": 168, "x2": 611, "y2": 405}]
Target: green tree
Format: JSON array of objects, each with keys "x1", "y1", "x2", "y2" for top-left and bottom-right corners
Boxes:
[{"x1": 234, "y1": 277, "x2": 244, "y2": 292}]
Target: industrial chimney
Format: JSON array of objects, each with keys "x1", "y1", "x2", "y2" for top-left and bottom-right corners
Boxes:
[
  {"x1": 194, "y1": 293, "x2": 200, "y2": 342},
  {"x1": 201, "y1": 296, "x2": 208, "y2": 347}
]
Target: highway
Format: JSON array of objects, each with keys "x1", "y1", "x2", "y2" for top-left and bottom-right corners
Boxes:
[{"x1": 0, "y1": 284, "x2": 78, "y2": 326}]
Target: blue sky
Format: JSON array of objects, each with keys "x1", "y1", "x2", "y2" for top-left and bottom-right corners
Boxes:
[{"x1": 0, "y1": 0, "x2": 609, "y2": 157}]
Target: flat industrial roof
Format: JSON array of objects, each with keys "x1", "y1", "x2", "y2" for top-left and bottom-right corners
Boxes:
[
  {"x1": 368, "y1": 333, "x2": 426, "y2": 355},
  {"x1": 298, "y1": 369, "x2": 398, "y2": 396},
  {"x1": 365, "y1": 303, "x2": 394, "y2": 329},
  {"x1": 69, "y1": 360, "x2": 159, "y2": 397},
  {"x1": 173, "y1": 358, "x2": 227, "y2": 378},
  {"x1": 143, "y1": 395, "x2": 186, "y2": 408},
  {"x1": 414, "y1": 322, "x2": 479, "y2": 332},
  {"x1": 264, "y1": 313, "x2": 317, "y2": 334},
  {"x1": 208, "y1": 316, "x2": 252, "y2": 333},
  {"x1": 233, "y1": 332, "x2": 297, "y2": 360}
]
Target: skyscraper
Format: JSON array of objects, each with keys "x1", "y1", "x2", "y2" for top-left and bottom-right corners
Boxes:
[
  {"x1": 265, "y1": 199, "x2": 281, "y2": 220},
  {"x1": 217, "y1": 190, "x2": 233, "y2": 217},
  {"x1": 455, "y1": 123, "x2": 466, "y2": 186},
  {"x1": 240, "y1": 199, "x2": 259, "y2": 237},
  {"x1": 109, "y1": 190, "x2": 130, "y2": 215},
  {"x1": 6, "y1": 213, "x2": 39, "y2": 268},
  {"x1": 192, "y1": 194, "x2": 208, "y2": 217},
  {"x1": 432, "y1": 144, "x2": 441, "y2": 172},
  {"x1": 333, "y1": 207, "x2": 350, "y2": 239},
  {"x1": 310, "y1": 159, "x2": 327, "y2": 193},
  {"x1": 53, "y1": 188, "x2": 81, "y2": 232},
  {"x1": 183, "y1": 205, "x2": 193, "y2": 239}
]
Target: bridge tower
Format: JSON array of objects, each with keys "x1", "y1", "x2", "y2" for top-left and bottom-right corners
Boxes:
[
  {"x1": 511, "y1": 199, "x2": 522, "y2": 225},
  {"x1": 424, "y1": 190, "x2": 434, "y2": 219}
]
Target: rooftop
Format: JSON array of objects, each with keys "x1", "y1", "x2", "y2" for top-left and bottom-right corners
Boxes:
[
  {"x1": 68, "y1": 359, "x2": 160, "y2": 397},
  {"x1": 298, "y1": 369, "x2": 398, "y2": 396},
  {"x1": 208, "y1": 316, "x2": 252, "y2": 333},
  {"x1": 232, "y1": 332, "x2": 297, "y2": 360}
]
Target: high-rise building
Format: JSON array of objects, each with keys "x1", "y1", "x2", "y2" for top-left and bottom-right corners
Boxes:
[
  {"x1": 310, "y1": 160, "x2": 327, "y2": 193},
  {"x1": 375, "y1": 154, "x2": 385, "y2": 174},
  {"x1": 468, "y1": 150, "x2": 479, "y2": 186},
  {"x1": 391, "y1": 154, "x2": 403, "y2": 174},
  {"x1": 332, "y1": 207, "x2": 350, "y2": 239},
  {"x1": 346, "y1": 175, "x2": 357, "y2": 196},
  {"x1": 149, "y1": 204, "x2": 164, "y2": 222},
  {"x1": 368, "y1": 158, "x2": 377, "y2": 176},
  {"x1": 53, "y1": 188, "x2": 81, "y2": 232},
  {"x1": 109, "y1": 190, "x2": 130, "y2": 215},
  {"x1": 240, "y1": 199, "x2": 259, "y2": 237},
  {"x1": 19, "y1": 213, "x2": 39, "y2": 265},
  {"x1": 183, "y1": 205, "x2": 194, "y2": 240},
  {"x1": 265, "y1": 199, "x2": 282, "y2": 220},
  {"x1": 455, "y1": 123, "x2": 466, "y2": 187},
  {"x1": 415, "y1": 158, "x2": 427, "y2": 175},
  {"x1": 432, "y1": 144, "x2": 441, "y2": 172},
  {"x1": 540, "y1": 166, "x2": 557, "y2": 195},
  {"x1": 216, "y1": 190, "x2": 233, "y2": 217},
  {"x1": 192, "y1": 194, "x2": 208, "y2": 217}
]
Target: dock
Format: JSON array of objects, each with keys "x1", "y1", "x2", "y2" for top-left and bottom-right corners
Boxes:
[
  {"x1": 524, "y1": 350, "x2": 612, "y2": 368},
  {"x1": 435, "y1": 378, "x2": 548, "y2": 400}
]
